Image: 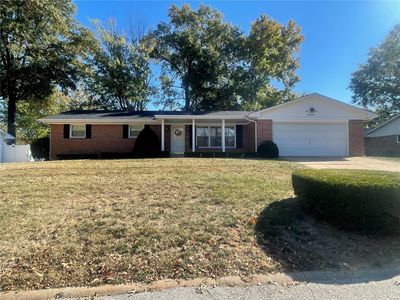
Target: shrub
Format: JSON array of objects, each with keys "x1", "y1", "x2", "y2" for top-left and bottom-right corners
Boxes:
[
  {"x1": 56, "y1": 154, "x2": 98, "y2": 160},
  {"x1": 183, "y1": 152, "x2": 258, "y2": 158},
  {"x1": 30, "y1": 136, "x2": 50, "y2": 160},
  {"x1": 227, "y1": 152, "x2": 244, "y2": 158},
  {"x1": 184, "y1": 152, "x2": 201, "y2": 158},
  {"x1": 200, "y1": 152, "x2": 214, "y2": 158},
  {"x1": 257, "y1": 140, "x2": 279, "y2": 158},
  {"x1": 100, "y1": 152, "x2": 134, "y2": 159},
  {"x1": 243, "y1": 152, "x2": 258, "y2": 158},
  {"x1": 133, "y1": 125, "x2": 161, "y2": 158},
  {"x1": 292, "y1": 169, "x2": 400, "y2": 234}
]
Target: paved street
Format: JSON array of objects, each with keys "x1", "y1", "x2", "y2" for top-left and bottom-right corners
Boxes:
[
  {"x1": 86, "y1": 277, "x2": 400, "y2": 300},
  {"x1": 67, "y1": 267, "x2": 400, "y2": 300}
]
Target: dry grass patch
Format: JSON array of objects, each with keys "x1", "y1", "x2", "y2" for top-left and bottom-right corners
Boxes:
[{"x1": 0, "y1": 158, "x2": 297, "y2": 291}]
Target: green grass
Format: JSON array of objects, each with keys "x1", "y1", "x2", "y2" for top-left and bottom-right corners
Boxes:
[
  {"x1": 0, "y1": 158, "x2": 297, "y2": 291},
  {"x1": 292, "y1": 169, "x2": 400, "y2": 233}
]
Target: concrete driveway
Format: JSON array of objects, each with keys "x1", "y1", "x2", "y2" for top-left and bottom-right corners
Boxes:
[{"x1": 285, "y1": 156, "x2": 400, "y2": 172}]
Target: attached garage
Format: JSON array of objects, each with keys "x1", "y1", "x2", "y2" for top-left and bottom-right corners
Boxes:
[
  {"x1": 248, "y1": 93, "x2": 377, "y2": 157},
  {"x1": 273, "y1": 122, "x2": 348, "y2": 156}
]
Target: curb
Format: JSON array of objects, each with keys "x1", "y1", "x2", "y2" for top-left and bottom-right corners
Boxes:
[
  {"x1": 0, "y1": 273, "x2": 294, "y2": 300},
  {"x1": 1, "y1": 265, "x2": 400, "y2": 300}
]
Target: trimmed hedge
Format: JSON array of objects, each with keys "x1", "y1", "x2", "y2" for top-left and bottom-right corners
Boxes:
[
  {"x1": 56, "y1": 154, "x2": 98, "y2": 160},
  {"x1": 257, "y1": 140, "x2": 279, "y2": 158},
  {"x1": 31, "y1": 136, "x2": 50, "y2": 160},
  {"x1": 133, "y1": 151, "x2": 170, "y2": 158},
  {"x1": 292, "y1": 169, "x2": 400, "y2": 234},
  {"x1": 100, "y1": 152, "x2": 134, "y2": 159},
  {"x1": 133, "y1": 125, "x2": 162, "y2": 158},
  {"x1": 184, "y1": 152, "x2": 258, "y2": 158}
]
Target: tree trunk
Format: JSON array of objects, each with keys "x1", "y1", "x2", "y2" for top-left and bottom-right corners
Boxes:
[
  {"x1": 183, "y1": 80, "x2": 190, "y2": 111},
  {"x1": 7, "y1": 93, "x2": 16, "y2": 140}
]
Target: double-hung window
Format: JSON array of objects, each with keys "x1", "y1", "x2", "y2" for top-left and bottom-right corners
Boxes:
[
  {"x1": 129, "y1": 125, "x2": 143, "y2": 138},
  {"x1": 70, "y1": 124, "x2": 86, "y2": 138},
  {"x1": 210, "y1": 126, "x2": 222, "y2": 147},
  {"x1": 196, "y1": 127, "x2": 209, "y2": 147},
  {"x1": 196, "y1": 125, "x2": 236, "y2": 148},
  {"x1": 225, "y1": 126, "x2": 235, "y2": 147}
]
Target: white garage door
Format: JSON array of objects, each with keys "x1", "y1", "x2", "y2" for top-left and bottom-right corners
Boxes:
[{"x1": 273, "y1": 122, "x2": 348, "y2": 156}]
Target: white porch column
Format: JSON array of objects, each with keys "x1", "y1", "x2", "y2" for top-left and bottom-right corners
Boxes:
[
  {"x1": 222, "y1": 119, "x2": 225, "y2": 152},
  {"x1": 192, "y1": 119, "x2": 195, "y2": 152},
  {"x1": 161, "y1": 118, "x2": 165, "y2": 151}
]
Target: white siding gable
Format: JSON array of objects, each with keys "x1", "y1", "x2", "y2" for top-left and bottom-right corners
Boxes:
[
  {"x1": 367, "y1": 116, "x2": 400, "y2": 137},
  {"x1": 250, "y1": 93, "x2": 375, "y2": 122}
]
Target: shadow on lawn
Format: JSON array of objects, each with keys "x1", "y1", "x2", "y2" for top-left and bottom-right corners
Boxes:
[{"x1": 255, "y1": 197, "x2": 400, "y2": 284}]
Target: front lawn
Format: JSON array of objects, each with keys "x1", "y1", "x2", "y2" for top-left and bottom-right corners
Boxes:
[
  {"x1": 1, "y1": 158, "x2": 400, "y2": 292},
  {"x1": 0, "y1": 158, "x2": 296, "y2": 291}
]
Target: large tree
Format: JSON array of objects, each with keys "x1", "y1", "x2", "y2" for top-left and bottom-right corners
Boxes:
[
  {"x1": 86, "y1": 19, "x2": 154, "y2": 111},
  {"x1": 350, "y1": 25, "x2": 400, "y2": 123},
  {"x1": 242, "y1": 16, "x2": 303, "y2": 110},
  {"x1": 0, "y1": 0, "x2": 93, "y2": 138},
  {"x1": 149, "y1": 4, "x2": 303, "y2": 111}
]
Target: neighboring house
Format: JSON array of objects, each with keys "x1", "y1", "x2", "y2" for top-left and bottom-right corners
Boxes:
[
  {"x1": 365, "y1": 115, "x2": 400, "y2": 157},
  {"x1": 0, "y1": 130, "x2": 33, "y2": 163},
  {"x1": 0, "y1": 129, "x2": 14, "y2": 162},
  {"x1": 39, "y1": 93, "x2": 376, "y2": 160}
]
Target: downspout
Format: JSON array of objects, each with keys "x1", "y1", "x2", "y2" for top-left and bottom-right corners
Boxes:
[{"x1": 245, "y1": 117, "x2": 257, "y2": 152}]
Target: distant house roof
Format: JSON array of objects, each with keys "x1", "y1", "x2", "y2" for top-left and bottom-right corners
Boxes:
[
  {"x1": 365, "y1": 114, "x2": 400, "y2": 137},
  {"x1": 38, "y1": 110, "x2": 253, "y2": 124},
  {"x1": 0, "y1": 129, "x2": 14, "y2": 140}
]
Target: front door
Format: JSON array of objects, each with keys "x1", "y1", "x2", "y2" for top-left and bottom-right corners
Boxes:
[{"x1": 171, "y1": 125, "x2": 185, "y2": 153}]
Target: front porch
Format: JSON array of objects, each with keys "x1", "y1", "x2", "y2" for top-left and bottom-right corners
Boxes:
[{"x1": 154, "y1": 113, "x2": 257, "y2": 154}]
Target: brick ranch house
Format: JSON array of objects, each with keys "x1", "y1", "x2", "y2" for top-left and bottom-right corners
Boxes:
[
  {"x1": 365, "y1": 114, "x2": 400, "y2": 157},
  {"x1": 39, "y1": 93, "x2": 376, "y2": 160}
]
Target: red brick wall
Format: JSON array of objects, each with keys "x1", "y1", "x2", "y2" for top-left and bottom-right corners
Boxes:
[
  {"x1": 50, "y1": 124, "x2": 169, "y2": 160},
  {"x1": 365, "y1": 135, "x2": 400, "y2": 157},
  {"x1": 348, "y1": 120, "x2": 365, "y2": 156},
  {"x1": 256, "y1": 120, "x2": 273, "y2": 147}
]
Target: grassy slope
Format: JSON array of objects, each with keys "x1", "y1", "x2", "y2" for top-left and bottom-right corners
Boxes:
[{"x1": 0, "y1": 158, "x2": 297, "y2": 291}]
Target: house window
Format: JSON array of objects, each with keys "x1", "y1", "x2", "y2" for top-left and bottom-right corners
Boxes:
[
  {"x1": 210, "y1": 126, "x2": 222, "y2": 147},
  {"x1": 196, "y1": 125, "x2": 236, "y2": 148},
  {"x1": 397, "y1": 135, "x2": 400, "y2": 143},
  {"x1": 225, "y1": 126, "x2": 235, "y2": 147},
  {"x1": 70, "y1": 124, "x2": 86, "y2": 138},
  {"x1": 197, "y1": 127, "x2": 209, "y2": 147},
  {"x1": 129, "y1": 125, "x2": 143, "y2": 138}
]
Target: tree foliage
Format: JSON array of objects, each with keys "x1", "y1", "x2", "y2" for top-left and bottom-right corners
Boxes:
[
  {"x1": 350, "y1": 25, "x2": 400, "y2": 123},
  {"x1": 86, "y1": 19, "x2": 154, "y2": 111},
  {"x1": 149, "y1": 4, "x2": 303, "y2": 111},
  {"x1": 0, "y1": 89, "x2": 77, "y2": 143},
  {"x1": 0, "y1": 0, "x2": 93, "y2": 137}
]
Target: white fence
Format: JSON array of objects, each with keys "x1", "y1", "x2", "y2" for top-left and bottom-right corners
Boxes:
[{"x1": 2, "y1": 144, "x2": 33, "y2": 163}]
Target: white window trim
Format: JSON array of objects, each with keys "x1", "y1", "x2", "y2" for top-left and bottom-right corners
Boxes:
[
  {"x1": 397, "y1": 135, "x2": 400, "y2": 143},
  {"x1": 128, "y1": 124, "x2": 144, "y2": 139},
  {"x1": 70, "y1": 124, "x2": 86, "y2": 139},
  {"x1": 196, "y1": 125, "x2": 236, "y2": 149}
]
